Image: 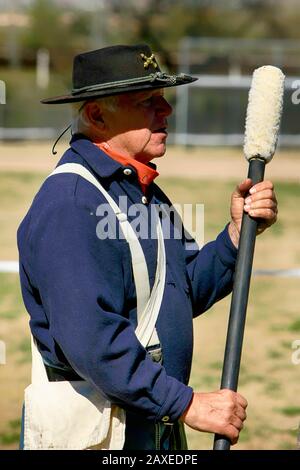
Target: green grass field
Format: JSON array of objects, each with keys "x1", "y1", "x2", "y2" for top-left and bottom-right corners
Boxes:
[{"x1": 0, "y1": 162, "x2": 299, "y2": 450}]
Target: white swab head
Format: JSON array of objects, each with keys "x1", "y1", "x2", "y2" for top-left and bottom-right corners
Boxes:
[{"x1": 244, "y1": 65, "x2": 285, "y2": 163}]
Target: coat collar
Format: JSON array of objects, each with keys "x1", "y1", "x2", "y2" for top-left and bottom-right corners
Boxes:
[
  {"x1": 70, "y1": 134, "x2": 122, "y2": 178},
  {"x1": 70, "y1": 133, "x2": 157, "y2": 180}
]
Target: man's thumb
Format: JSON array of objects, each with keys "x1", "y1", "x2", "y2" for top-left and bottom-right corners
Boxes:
[{"x1": 234, "y1": 178, "x2": 253, "y2": 197}]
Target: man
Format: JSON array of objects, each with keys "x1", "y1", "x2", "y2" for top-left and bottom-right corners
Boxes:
[{"x1": 18, "y1": 44, "x2": 277, "y2": 450}]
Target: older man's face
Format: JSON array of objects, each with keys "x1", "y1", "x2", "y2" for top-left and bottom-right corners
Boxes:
[{"x1": 101, "y1": 89, "x2": 173, "y2": 163}]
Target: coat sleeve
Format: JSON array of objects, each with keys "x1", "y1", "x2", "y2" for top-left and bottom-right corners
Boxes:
[
  {"x1": 185, "y1": 225, "x2": 238, "y2": 317},
  {"x1": 26, "y1": 192, "x2": 192, "y2": 422}
]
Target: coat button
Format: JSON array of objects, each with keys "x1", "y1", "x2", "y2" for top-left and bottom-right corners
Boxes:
[
  {"x1": 162, "y1": 416, "x2": 170, "y2": 423},
  {"x1": 123, "y1": 168, "x2": 132, "y2": 176},
  {"x1": 141, "y1": 196, "x2": 148, "y2": 204}
]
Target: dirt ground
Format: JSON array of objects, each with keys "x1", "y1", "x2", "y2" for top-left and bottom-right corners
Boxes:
[
  {"x1": 0, "y1": 141, "x2": 299, "y2": 450},
  {"x1": 0, "y1": 141, "x2": 299, "y2": 181}
]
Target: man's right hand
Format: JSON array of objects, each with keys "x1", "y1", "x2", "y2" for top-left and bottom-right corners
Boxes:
[{"x1": 180, "y1": 389, "x2": 248, "y2": 445}]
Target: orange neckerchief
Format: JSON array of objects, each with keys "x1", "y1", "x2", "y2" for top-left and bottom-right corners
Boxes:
[{"x1": 95, "y1": 142, "x2": 159, "y2": 194}]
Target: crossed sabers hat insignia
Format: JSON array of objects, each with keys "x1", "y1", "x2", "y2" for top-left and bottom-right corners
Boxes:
[{"x1": 140, "y1": 53, "x2": 158, "y2": 69}]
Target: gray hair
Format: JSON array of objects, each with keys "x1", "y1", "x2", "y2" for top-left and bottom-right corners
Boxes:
[{"x1": 71, "y1": 96, "x2": 120, "y2": 135}]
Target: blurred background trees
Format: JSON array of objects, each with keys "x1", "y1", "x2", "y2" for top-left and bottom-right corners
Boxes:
[
  {"x1": 1, "y1": 0, "x2": 300, "y2": 73},
  {"x1": 0, "y1": 0, "x2": 299, "y2": 134}
]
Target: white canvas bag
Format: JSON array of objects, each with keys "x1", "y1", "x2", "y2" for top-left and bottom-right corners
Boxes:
[{"x1": 24, "y1": 163, "x2": 166, "y2": 450}]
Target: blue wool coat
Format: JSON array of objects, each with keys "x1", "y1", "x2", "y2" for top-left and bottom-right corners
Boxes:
[{"x1": 17, "y1": 134, "x2": 237, "y2": 424}]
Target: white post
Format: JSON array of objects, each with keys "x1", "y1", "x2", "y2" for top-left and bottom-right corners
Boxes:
[
  {"x1": 0, "y1": 340, "x2": 6, "y2": 365},
  {"x1": 36, "y1": 48, "x2": 50, "y2": 89},
  {"x1": 175, "y1": 38, "x2": 190, "y2": 146},
  {"x1": 0, "y1": 80, "x2": 6, "y2": 104}
]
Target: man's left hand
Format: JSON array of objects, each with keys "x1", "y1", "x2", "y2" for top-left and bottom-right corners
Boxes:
[{"x1": 228, "y1": 178, "x2": 278, "y2": 248}]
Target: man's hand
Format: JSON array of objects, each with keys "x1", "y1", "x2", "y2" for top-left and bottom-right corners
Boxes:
[
  {"x1": 229, "y1": 178, "x2": 278, "y2": 248},
  {"x1": 181, "y1": 389, "x2": 248, "y2": 445}
]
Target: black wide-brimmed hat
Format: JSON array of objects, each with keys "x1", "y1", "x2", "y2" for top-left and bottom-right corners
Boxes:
[{"x1": 41, "y1": 44, "x2": 197, "y2": 104}]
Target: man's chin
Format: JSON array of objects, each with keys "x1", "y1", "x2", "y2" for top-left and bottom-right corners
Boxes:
[
  {"x1": 153, "y1": 143, "x2": 167, "y2": 159},
  {"x1": 136, "y1": 143, "x2": 167, "y2": 163}
]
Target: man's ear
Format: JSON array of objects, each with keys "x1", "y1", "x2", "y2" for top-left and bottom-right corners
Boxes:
[{"x1": 84, "y1": 102, "x2": 105, "y2": 129}]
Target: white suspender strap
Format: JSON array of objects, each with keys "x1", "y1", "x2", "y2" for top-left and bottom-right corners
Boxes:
[
  {"x1": 48, "y1": 163, "x2": 150, "y2": 322},
  {"x1": 30, "y1": 163, "x2": 166, "y2": 385},
  {"x1": 135, "y1": 209, "x2": 165, "y2": 347},
  {"x1": 46, "y1": 163, "x2": 165, "y2": 349}
]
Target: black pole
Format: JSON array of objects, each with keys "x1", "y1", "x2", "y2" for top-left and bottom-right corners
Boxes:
[{"x1": 213, "y1": 158, "x2": 265, "y2": 450}]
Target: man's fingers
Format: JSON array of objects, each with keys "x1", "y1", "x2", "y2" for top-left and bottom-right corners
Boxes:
[
  {"x1": 230, "y1": 178, "x2": 278, "y2": 241},
  {"x1": 222, "y1": 424, "x2": 240, "y2": 445},
  {"x1": 229, "y1": 426, "x2": 240, "y2": 445},
  {"x1": 224, "y1": 412, "x2": 246, "y2": 444},
  {"x1": 245, "y1": 188, "x2": 275, "y2": 204},
  {"x1": 244, "y1": 199, "x2": 277, "y2": 212},
  {"x1": 235, "y1": 180, "x2": 276, "y2": 200},
  {"x1": 243, "y1": 183, "x2": 278, "y2": 226},
  {"x1": 234, "y1": 178, "x2": 253, "y2": 196},
  {"x1": 233, "y1": 180, "x2": 276, "y2": 201},
  {"x1": 246, "y1": 208, "x2": 277, "y2": 220},
  {"x1": 250, "y1": 180, "x2": 274, "y2": 194},
  {"x1": 235, "y1": 406, "x2": 247, "y2": 422},
  {"x1": 236, "y1": 396, "x2": 248, "y2": 411},
  {"x1": 231, "y1": 415, "x2": 244, "y2": 431},
  {"x1": 183, "y1": 390, "x2": 248, "y2": 444},
  {"x1": 222, "y1": 389, "x2": 248, "y2": 409}
]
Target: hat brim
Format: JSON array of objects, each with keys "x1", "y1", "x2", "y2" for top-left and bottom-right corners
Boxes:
[{"x1": 41, "y1": 73, "x2": 198, "y2": 104}]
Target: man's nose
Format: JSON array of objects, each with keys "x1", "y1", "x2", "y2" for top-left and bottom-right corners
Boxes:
[{"x1": 156, "y1": 97, "x2": 173, "y2": 117}]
